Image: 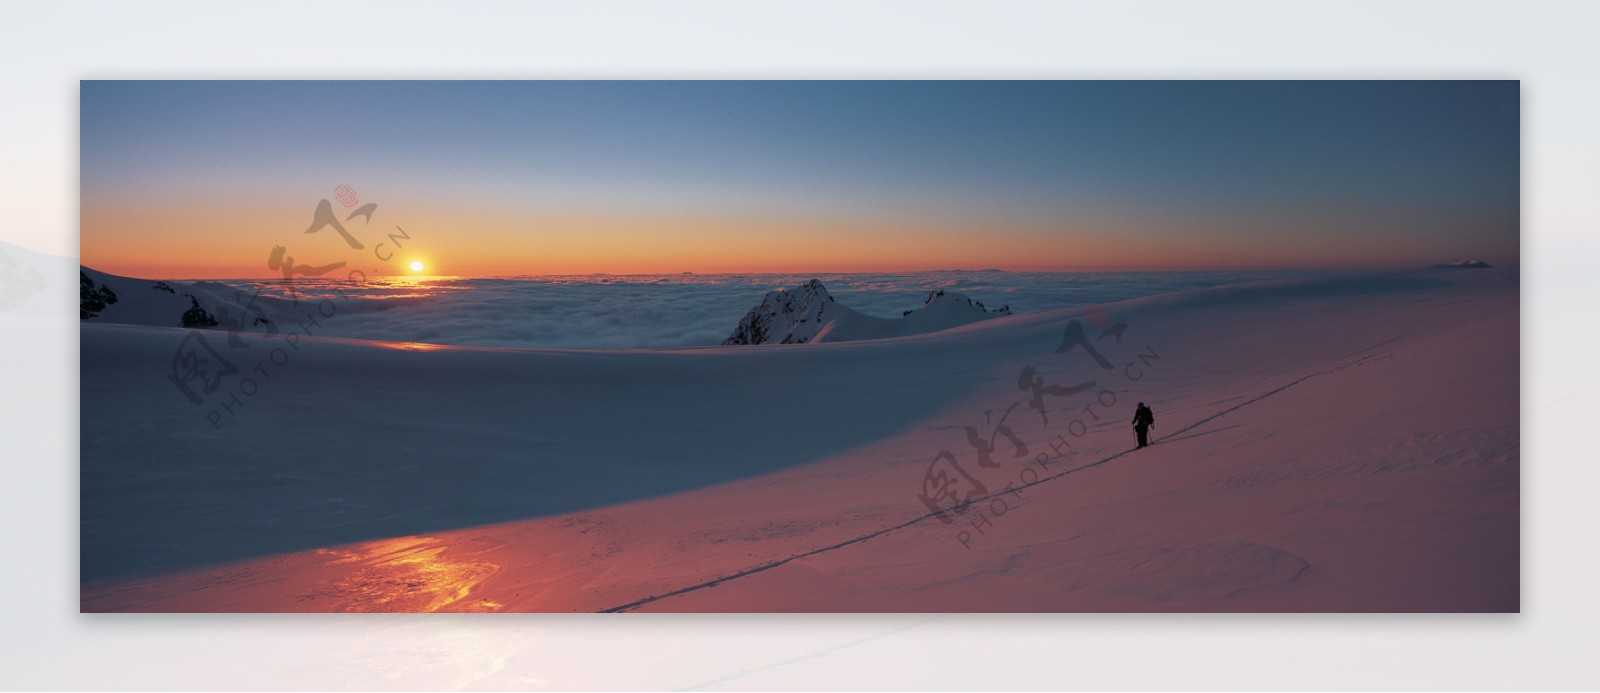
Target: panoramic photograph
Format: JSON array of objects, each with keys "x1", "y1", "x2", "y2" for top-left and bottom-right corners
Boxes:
[{"x1": 76, "y1": 80, "x2": 1519, "y2": 612}]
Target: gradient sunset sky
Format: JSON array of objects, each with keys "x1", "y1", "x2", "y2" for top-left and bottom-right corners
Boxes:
[{"x1": 80, "y1": 80, "x2": 1519, "y2": 279}]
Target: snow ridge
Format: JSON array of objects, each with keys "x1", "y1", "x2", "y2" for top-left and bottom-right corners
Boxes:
[
  {"x1": 723, "y1": 279, "x2": 1012, "y2": 346},
  {"x1": 1431, "y1": 259, "x2": 1493, "y2": 269}
]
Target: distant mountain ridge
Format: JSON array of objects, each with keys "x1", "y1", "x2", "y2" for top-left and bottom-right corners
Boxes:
[
  {"x1": 723, "y1": 279, "x2": 1011, "y2": 345},
  {"x1": 78, "y1": 266, "x2": 294, "y2": 332}
]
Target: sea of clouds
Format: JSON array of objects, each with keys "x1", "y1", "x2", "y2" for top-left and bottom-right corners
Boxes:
[{"x1": 230, "y1": 270, "x2": 1300, "y2": 350}]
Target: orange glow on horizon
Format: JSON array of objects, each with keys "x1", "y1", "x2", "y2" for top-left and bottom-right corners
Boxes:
[{"x1": 78, "y1": 197, "x2": 1483, "y2": 279}]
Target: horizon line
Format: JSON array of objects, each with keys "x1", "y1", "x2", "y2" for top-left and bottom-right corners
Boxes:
[{"x1": 76, "y1": 263, "x2": 1504, "y2": 283}]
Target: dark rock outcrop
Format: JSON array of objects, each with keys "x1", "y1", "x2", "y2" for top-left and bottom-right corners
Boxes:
[
  {"x1": 724, "y1": 279, "x2": 836, "y2": 345},
  {"x1": 79, "y1": 271, "x2": 120, "y2": 319},
  {"x1": 180, "y1": 296, "x2": 219, "y2": 328}
]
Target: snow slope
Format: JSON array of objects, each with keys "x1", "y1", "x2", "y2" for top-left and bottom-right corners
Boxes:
[
  {"x1": 723, "y1": 279, "x2": 1010, "y2": 345},
  {"x1": 78, "y1": 266, "x2": 300, "y2": 331},
  {"x1": 79, "y1": 268, "x2": 1519, "y2": 612}
]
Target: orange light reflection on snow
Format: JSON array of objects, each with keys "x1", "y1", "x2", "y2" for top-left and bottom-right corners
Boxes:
[{"x1": 307, "y1": 536, "x2": 499, "y2": 613}]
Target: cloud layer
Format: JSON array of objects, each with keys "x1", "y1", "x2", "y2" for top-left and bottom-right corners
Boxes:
[{"x1": 228, "y1": 270, "x2": 1296, "y2": 350}]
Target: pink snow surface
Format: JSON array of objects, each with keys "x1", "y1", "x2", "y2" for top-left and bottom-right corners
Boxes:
[{"x1": 80, "y1": 269, "x2": 1519, "y2": 612}]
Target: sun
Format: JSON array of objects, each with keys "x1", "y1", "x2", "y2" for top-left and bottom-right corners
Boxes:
[{"x1": 408, "y1": 260, "x2": 425, "y2": 273}]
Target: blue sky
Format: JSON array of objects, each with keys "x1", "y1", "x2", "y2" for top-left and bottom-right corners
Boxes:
[{"x1": 80, "y1": 80, "x2": 1520, "y2": 276}]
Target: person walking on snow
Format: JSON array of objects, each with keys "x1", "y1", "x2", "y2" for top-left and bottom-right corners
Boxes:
[{"x1": 1131, "y1": 402, "x2": 1155, "y2": 449}]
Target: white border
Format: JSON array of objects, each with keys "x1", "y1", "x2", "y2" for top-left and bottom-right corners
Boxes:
[{"x1": 4, "y1": 1, "x2": 1596, "y2": 689}]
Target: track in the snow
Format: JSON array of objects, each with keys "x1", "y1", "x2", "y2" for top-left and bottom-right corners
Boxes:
[{"x1": 597, "y1": 337, "x2": 1403, "y2": 612}]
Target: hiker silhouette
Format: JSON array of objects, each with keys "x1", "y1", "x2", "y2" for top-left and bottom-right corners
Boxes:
[{"x1": 1131, "y1": 402, "x2": 1155, "y2": 448}]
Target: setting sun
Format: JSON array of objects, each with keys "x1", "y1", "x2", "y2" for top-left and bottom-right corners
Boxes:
[{"x1": 408, "y1": 260, "x2": 425, "y2": 273}]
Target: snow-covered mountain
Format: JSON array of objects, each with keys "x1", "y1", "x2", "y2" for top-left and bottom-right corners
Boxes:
[
  {"x1": 78, "y1": 266, "x2": 291, "y2": 332},
  {"x1": 1431, "y1": 259, "x2": 1493, "y2": 269},
  {"x1": 723, "y1": 279, "x2": 1011, "y2": 345}
]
